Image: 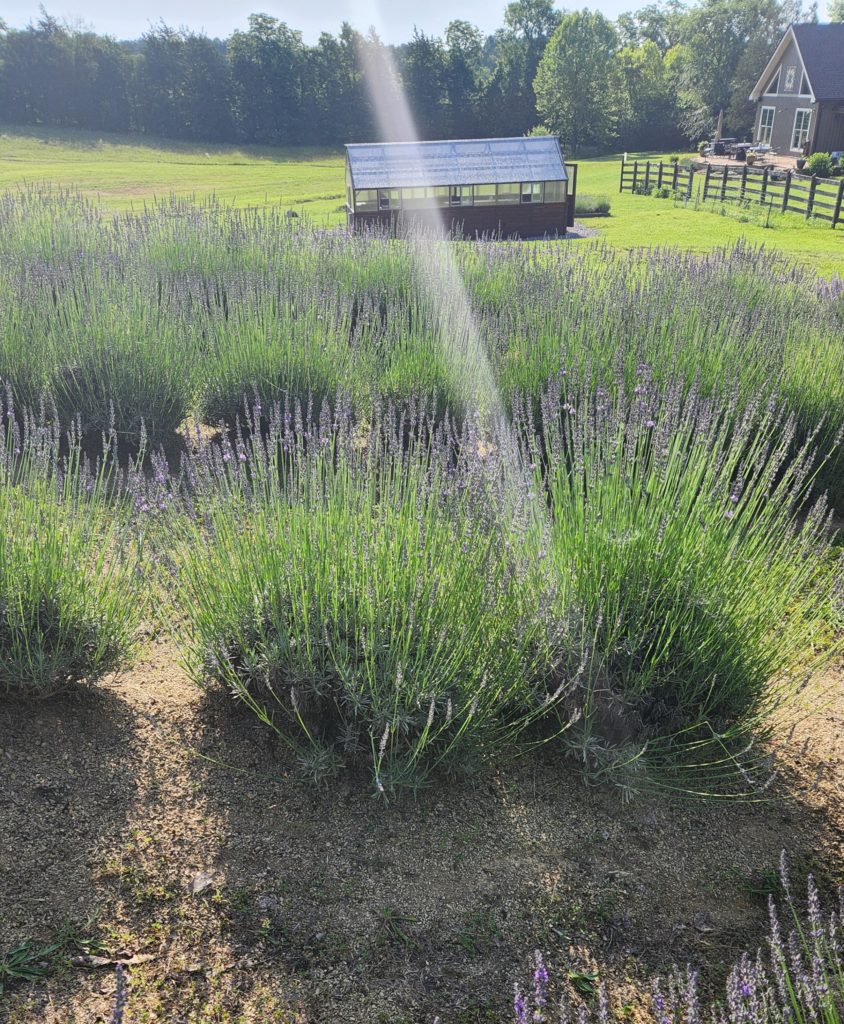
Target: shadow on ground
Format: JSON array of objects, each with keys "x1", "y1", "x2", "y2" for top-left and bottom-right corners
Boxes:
[{"x1": 0, "y1": 643, "x2": 841, "y2": 1023}]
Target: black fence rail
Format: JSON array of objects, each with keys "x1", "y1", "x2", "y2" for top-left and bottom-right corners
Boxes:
[
  {"x1": 700, "y1": 164, "x2": 844, "y2": 227},
  {"x1": 619, "y1": 160, "x2": 694, "y2": 198}
]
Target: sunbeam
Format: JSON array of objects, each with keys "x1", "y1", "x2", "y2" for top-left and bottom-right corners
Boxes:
[{"x1": 349, "y1": 1, "x2": 508, "y2": 427}]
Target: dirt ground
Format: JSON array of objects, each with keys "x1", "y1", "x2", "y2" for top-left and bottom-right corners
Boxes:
[{"x1": 0, "y1": 637, "x2": 841, "y2": 1024}]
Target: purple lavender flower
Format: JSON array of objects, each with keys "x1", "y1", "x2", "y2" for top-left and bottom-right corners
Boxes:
[
  {"x1": 515, "y1": 983, "x2": 528, "y2": 1024},
  {"x1": 533, "y1": 950, "x2": 549, "y2": 1022}
]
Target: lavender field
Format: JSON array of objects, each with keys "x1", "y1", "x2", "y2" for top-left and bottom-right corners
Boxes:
[{"x1": 0, "y1": 187, "x2": 842, "y2": 1022}]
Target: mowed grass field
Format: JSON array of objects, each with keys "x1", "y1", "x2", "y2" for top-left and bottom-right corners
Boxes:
[{"x1": 1, "y1": 123, "x2": 842, "y2": 274}]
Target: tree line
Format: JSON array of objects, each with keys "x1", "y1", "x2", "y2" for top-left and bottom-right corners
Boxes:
[{"x1": 0, "y1": 0, "x2": 821, "y2": 154}]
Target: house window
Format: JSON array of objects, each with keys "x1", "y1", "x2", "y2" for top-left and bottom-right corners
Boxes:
[
  {"x1": 791, "y1": 108, "x2": 812, "y2": 152},
  {"x1": 521, "y1": 182, "x2": 544, "y2": 204},
  {"x1": 543, "y1": 180, "x2": 567, "y2": 203},
  {"x1": 784, "y1": 65, "x2": 797, "y2": 91},
  {"x1": 757, "y1": 106, "x2": 775, "y2": 145},
  {"x1": 764, "y1": 68, "x2": 780, "y2": 94}
]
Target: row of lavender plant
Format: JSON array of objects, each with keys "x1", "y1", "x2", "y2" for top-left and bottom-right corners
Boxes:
[
  {"x1": 0, "y1": 189, "x2": 841, "y2": 499},
  {"x1": 0, "y1": 372, "x2": 840, "y2": 788},
  {"x1": 151, "y1": 378, "x2": 842, "y2": 793}
]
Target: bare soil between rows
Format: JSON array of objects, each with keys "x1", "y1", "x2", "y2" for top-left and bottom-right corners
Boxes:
[{"x1": 0, "y1": 639, "x2": 842, "y2": 1024}]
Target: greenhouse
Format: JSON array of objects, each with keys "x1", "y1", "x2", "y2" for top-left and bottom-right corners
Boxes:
[{"x1": 344, "y1": 136, "x2": 574, "y2": 237}]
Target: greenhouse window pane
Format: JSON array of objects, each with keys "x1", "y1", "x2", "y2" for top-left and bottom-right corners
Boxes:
[
  {"x1": 497, "y1": 183, "x2": 520, "y2": 204},
  {"x1": 450, "y1": 185, "x2": 474, "y2": 206},
  {"x1": 356, "y1": 189, "x2": 378, "y2": 212},
  {"x1": 543, "y1": 180, "x2": 567, "y2": 203}
]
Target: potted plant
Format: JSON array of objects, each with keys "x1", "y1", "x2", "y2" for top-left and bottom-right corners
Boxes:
[
  {"x1": 746, "y1": 151, "x2": 756, "y2": 166},
  {"x1": 796, "y1": 157, "x2": 807, "y2": 171}
]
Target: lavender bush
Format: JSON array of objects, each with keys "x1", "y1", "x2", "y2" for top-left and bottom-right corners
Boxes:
[
  {"x1": 166, "y1": 399, "x2": 564, "y2": 791},
  {"x1": 154, "y1": 377, "x2": 843, "y2": 792},
  {"x1": 0, "y1": 395, "x2": 138, "y2": 698},
  {"x1": 528, "y1": 374, "x2": 843, "y2": 779}
]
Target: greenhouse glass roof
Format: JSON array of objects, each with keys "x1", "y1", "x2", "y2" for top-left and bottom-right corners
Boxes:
[{"x1": 345, "y1": 137, "x2": 567, "y2": 190}]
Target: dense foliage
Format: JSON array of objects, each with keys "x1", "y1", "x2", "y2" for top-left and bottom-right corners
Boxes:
[{"x1": 0, "y1": 0, "x2": 818, "y2": 153}]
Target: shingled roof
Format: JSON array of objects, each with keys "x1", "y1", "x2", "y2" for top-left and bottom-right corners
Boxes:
[
  {"x1": 345, "y1": 137, "x2": 567, "y2": 190},
  {"x1": 792, "y1": 23, "x2": 844, "y2": 101}
]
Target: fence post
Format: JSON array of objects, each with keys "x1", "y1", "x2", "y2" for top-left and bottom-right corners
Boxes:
[
  {"x1": 632, "y1": 160, "x2": 639, "y2": 193},
  {"x1": 740, "y1": 164, "x2": 748, "y2": 200},
  {"x1": 760, "y1": 167, "x2": 769, "y2": 204},
  {"x1": 644, "y1": 161, "x2": 651, "y2": 190},
  {"x1": 657, "y1": 162, "x2": 663, "y2": 190},
  {"x1": 721, "y1": 164, "x2": 728, "y2": 202},
  {"x1": 806, "y1": 175, "x2": 817, "y2": 219},
  {"x1": 833, "y1": 178, "x2": 844, "y2": 229},
  {"x1": 703, "y1": 164, "x2": 712, "y2": 202},
  {"x1": 782, "y1": 171, "x2": 791, "y2": 212},
  {"x1": 687, "y1": 167, "x2": 693, "y2": 199}
]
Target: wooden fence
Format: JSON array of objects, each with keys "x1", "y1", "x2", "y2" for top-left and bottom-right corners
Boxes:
[
  {"x1": 620, "y1": 159, "x2": 844, "y2": 228},
  {"x1": 619, "y1": 160, "x2": 694, "y2": 198},
  {"x1": 700, "y1": 164, "x2": 844, "y2": 227}
]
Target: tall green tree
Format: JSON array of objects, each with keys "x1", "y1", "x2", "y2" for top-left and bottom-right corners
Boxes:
[
  {"x1": 616, "y1": 39, "x2": 681, "y2": 148},
  {"x1": 444, "y1": 20, "x2": 486, "y2": 137},
  {"x1": 486, "y1": 0, "x2": 562, "y2": 136},
  {"x1": 228, "y1": 15, "x2": 307, "y2": 144},
  {"x1": 534, "y1": 9, "x2": 622, "y2": 154},
  {"x1": 399, "y1": 30, "x2": 448, "y2": 138}
]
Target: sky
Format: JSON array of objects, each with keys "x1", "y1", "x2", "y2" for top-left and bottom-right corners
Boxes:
[
  {"x1": 6, "y1": 0, "x2": 640, "y2": 43},
  {"x1": 5, "y1": 0, "x2": 838, "y2": 43}
]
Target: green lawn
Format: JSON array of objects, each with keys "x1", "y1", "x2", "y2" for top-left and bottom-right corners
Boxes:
[
  {"x1": 0, "y1": 125, "x2": 347, "y2": 217},
  {"x1": 577, "y1": 154, "x2": 843, "y2": 277},
  {"x1": 1, "y1": 125, "x2": 841, "y2": 275}
]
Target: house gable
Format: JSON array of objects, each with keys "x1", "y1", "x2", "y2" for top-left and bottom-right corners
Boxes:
[{"x1": 750, "y1": 27, "x2": 811, "y2": 102}]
